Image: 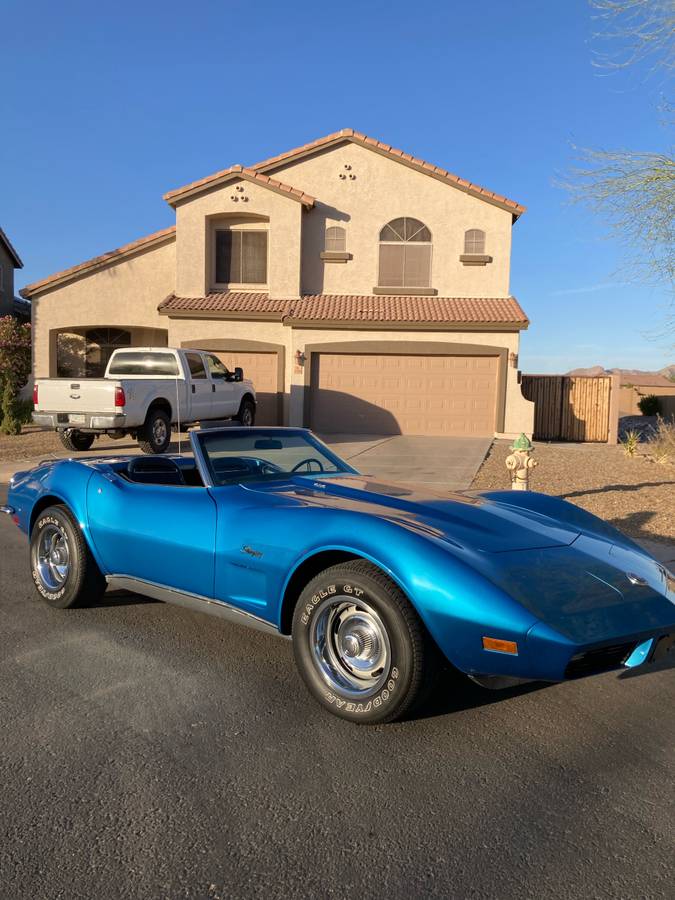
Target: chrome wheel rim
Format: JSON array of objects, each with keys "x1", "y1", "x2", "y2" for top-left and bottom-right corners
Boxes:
[
  {"x1": 310, "y1": 596, "x2": 391, "y2": 698},
  {"x1": 153, "y1": 417, "x2": 168, "y2": 445},
  {"x1": 36, "y1": 524, "x2": 70, "y2": 591}
]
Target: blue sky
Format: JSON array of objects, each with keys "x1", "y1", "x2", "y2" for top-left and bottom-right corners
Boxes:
[{"x1": 2, "y1": 0, "x2": 672, "y2": 372}]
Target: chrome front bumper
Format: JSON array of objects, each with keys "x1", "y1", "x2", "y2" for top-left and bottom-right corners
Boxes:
[{"x1": 32, "y1": 411, "x2": 127, "y2": 430}]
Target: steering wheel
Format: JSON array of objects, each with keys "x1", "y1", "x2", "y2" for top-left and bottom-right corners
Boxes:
[{"x1": 291, "y1": 457, "x2": 325, "y2": 473}]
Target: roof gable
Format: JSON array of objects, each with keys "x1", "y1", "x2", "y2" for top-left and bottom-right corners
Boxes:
[
  {"x1": 0, "y1": 226, "x2": 23, "y2": 268},
  {"x1": 163, "y1": 166, "x2": 315, "y2": 208},
  {"x1": 253, "y1": 130, "x2": 525, "y2": 218},
  {"x1": 21, "y1": 226, "x2": 176, "y2": 298}
]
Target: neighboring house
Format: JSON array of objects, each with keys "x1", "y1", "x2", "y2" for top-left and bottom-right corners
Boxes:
[
  {"x1": 20, "y1": 129, "x2": 534, "y2": 437},
  {"x1": 619, "y1": 373, "x2": 675, "y2": 417},
  {"x1": 0, "y1": 226, "x2": 29, "y2": 321}
]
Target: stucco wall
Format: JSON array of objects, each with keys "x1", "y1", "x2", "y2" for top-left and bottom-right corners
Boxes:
[
  {"x1": 265, "y1": 142, "x2": 514, "y2": 298},
  {"x1": 618, "y1": 384, "x2": 675, "y2": 417},
  {"x1": 0, "y1": 243, "x2": 15, "y2": 316},
  {"x1": 32, "y1": 239, "x2": 176, "y2": 377},
  {"x1": 174, "y1": 181, "x2": 303, "y2": 298}
]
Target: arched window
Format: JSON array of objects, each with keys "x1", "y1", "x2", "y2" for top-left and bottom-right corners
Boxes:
[
  {"x1": 325, "y1": 226, "x2": 346, "y2": 253},
  {"x1": 464, "y1": 229, "x2": 485, "y2": 255},
  {"x1": 378, "y1": 217, "x2": 432, "y2": 289}
]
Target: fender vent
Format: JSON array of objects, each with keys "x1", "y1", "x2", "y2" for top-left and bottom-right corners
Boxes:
[{"x1": 565, "y1": 642, "x2": 635, "y2": 679}]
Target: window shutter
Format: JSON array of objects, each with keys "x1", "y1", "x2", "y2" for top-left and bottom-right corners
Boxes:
[
  {"x1": 464, "y1": 229, "x2": 485, "y2": 254},
  {"x1": 241, "y1": 232, "x2": 267, "y2": 283},
  {"x1": 378, "y1": 244, "x2": 405, "y2": 287},
  {"x1": 403, "y1": 244, "x2": 431, "y2": 287},
  {"x1": 325, "y1": 226, "x2": 346, "y2": 252}
]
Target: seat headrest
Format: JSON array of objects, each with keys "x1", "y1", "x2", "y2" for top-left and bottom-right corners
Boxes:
[{"x1": 127, "y1": 456, "x2": 185, "y2": 485}]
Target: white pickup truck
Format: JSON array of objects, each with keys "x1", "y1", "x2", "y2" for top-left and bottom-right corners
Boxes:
[{"x1": 33, "y1": 347, "x2": 257, "y2": 454}]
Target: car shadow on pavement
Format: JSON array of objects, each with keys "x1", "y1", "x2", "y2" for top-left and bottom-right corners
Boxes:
[
  {"x1": 410, "y1": 667, "x2": 551, "y2": 721},
  {"x1": 91, "y1": 589, "x2": 160, "y2": 608}
]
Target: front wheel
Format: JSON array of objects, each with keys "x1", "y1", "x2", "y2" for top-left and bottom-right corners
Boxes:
[
  {"x1": 292, "y1": 560, "x2": 438, "y2": 724},
  {"x1": 30, "y1": 504, "x2": 106, "y2": 608},
  {"x1": 58, "y1": 429, "x2": 95, "y2": 452},
  {"x1": 234, "y1": 399, "x2": 256, "y2": 427},
  {"x1": 137, "y1": 408, "x2": 171, "y2": 454}
]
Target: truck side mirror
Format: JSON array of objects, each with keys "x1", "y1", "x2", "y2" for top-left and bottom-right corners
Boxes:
[{"x1": 234, "y1": 367, "x2": 244, "y2": 382}]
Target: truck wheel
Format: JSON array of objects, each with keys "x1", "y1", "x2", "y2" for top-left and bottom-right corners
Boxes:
[
  {"x1": 58, "y1": 429, "x2": 95, "y2": 452},
  {"x1": 30, "y1": 504, "x2": 106, "y2": 608},
  {"x1": 234, "y1": 399, "x2": 256, "y2": 427},
  {"x1": 137, "y1": 408, "x2": 171, "y2": 454},
  {"x1": 292, "y1": 560, "x2": 439, "y2": 724}
]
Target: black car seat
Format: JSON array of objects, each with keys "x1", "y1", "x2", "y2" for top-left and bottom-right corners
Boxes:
[{"x1": 126, "y1": 456, "x2": 186, "y2": 486}]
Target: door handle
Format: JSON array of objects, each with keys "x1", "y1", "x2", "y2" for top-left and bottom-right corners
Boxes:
[
  {"x1": 192, "y1": 384, "x2": 196, "y2": 394},
  {"x1": 212, "y1": 384, "x2": 216, "y2": 393}
]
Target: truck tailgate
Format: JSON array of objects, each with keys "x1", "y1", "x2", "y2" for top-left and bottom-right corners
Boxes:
[{"x1": 36, "y1": 379, "x2": 119, "y2": 413}]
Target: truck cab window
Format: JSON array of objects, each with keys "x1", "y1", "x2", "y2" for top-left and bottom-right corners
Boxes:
[{"x1": 186, "y1": 353, "x2": 207, "y2": 379}]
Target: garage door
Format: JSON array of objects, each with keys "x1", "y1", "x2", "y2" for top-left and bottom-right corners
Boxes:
[
  {"x1": 213, "y1": 351, "x2": 279, "y2": 425},
  {"x1": 310, "y1": 353, "x2": 498, "y2": 436}
]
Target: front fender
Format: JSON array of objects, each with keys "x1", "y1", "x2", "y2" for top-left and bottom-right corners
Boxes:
[{"x1": 278, "y1": 513, "x2": 539, "y2": 675}]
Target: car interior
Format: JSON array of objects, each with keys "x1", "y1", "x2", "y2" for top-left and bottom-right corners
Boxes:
[{"x1": 119, "y1": 456, "x2": 204, "y2": 487}]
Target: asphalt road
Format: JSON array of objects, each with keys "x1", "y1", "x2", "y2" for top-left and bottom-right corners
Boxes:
[{"x1": 1, "y1": 485, "x2": 673, "y2": 900}]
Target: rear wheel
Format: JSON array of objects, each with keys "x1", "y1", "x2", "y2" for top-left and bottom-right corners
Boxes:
[
  {"x1": 30, "y1": 504, "x2": 106, "y2": 609},
  {"x1": 292, "y1": 560, "x2": 439, "y2": 724},
  {"x1": 234, "y1": 398, "x2": 256, "y2": 427},
  {"x1": 137, "y1": 408, "x2": 171, "y2": 454},
  {"x1": 58, "y1": 429, "x2": 95, "y2": 452}
]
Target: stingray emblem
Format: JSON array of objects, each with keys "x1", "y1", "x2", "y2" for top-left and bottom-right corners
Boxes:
[
  {"x1": 626, "y1": 572, "x2": 648, "y2": 587},
  {"x1": 242, "y1": 545, "x2": 263, "y2": 559}
]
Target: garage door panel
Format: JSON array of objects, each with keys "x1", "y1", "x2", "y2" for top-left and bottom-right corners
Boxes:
[
  {"x1": 214, "y1": 351, "x2": 279, "y2": 425},
  {"x1": 311, "y1": 353, "x2": 498, "y2": 436}
]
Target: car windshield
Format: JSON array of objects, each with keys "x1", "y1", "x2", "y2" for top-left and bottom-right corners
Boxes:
[{"x1": 195, "y1": 429, "x2": 355, "y2": 486}]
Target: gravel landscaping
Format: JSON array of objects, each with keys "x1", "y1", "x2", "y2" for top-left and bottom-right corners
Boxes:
[
  {"x1": 0, "y1": 426, "x2": 191, "y2": 463},
  {"x1": 471, "y1": 440, "x2": 675, "y2": 545}
]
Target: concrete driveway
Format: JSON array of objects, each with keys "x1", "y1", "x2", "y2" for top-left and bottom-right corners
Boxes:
[{"x1": 321, "y1": 433, "x2": 493, "y2": 491}]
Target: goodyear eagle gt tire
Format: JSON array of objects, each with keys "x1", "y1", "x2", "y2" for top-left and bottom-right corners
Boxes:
[
  {"x1": 30, "y1": 504, "x2": 106, "y2": 609},
  {"x1": 292, "y1": 560, "x2": 437, "y2": 724}
]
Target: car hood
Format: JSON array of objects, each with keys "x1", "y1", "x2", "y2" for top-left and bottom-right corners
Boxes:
[{"x1": 246, "y1": 475, "x2": 580, "y2": 552}]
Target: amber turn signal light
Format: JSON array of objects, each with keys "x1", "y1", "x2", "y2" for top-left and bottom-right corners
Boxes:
[{"x1": 482, "y1": 636, "x2": 518, "y2": 655}]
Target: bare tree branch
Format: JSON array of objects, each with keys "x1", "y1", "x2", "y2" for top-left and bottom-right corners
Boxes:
[{"x1": 591, "y1": 0, "x2": 675, "y2": 72}]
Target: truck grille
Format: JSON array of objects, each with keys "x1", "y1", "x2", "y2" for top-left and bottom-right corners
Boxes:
[{"x1": 565, "y1": 642, "x2": 636, "y2": 679}]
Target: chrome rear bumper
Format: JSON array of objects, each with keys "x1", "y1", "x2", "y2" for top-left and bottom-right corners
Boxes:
[{"x1": 32, "y1": 412, "x2": 127, "y2": 430}]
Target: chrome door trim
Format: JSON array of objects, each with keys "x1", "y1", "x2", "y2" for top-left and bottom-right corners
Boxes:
[
  {"x1": 189, "y1": 431, "x2": 214, "y2": 487},
  {"x1": 0, "y1": 505, "x2": 16, "y2": 516},
  {"x1": 105, "y1": 574, "x2": 288, "y2": 639}
]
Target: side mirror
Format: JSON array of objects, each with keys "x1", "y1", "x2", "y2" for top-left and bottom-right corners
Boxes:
[{"x1": 234, "y1": 367, "x2": 244, "y2": 382}]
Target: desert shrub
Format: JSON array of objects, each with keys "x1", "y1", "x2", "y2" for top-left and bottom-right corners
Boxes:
[
  {"x1": 647, "y1": 416, "x2": 675, "y2": 465},
  {"x1": 637, "y1": 394, "x2": 661, "y2": 416},
  {"x1": 621, "y1": 429, "x2": 641, "y2": 457},
  {"x1": 15, "y1": 399, "x2": 34, "y2": 426}
]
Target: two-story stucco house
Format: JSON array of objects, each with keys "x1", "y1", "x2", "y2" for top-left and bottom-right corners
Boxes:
[
  {"x1": 0, "y1": 226, "x2": 29, "y2": 321},
  {"x1": 21, "y1": 129, "x2": 534, "y2": 436}
]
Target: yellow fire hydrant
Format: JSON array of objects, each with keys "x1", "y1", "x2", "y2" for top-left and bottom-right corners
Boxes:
[{"x1": 505, "y1": 433, "x2": 537, "y2": 491}]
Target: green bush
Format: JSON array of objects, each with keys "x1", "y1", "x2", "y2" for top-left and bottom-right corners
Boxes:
[
  {"x1": 637, "y1": 394, "x2": 661, "y2": 416},
  {"x1": 0, "y1": 379, "x2": 22, "y2": 435}
]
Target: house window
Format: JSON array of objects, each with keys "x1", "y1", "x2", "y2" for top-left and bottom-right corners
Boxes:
[
  {"x1": 325, "y1": 226, "x2": 346, "y2": 253},
  {"x1": 378, "y1": 217, "x2": 432, "y2": 289},
  {"x1": 464, "y1": 229, "x2": 486, "y2": 254},
  {"x1": 85, "y1": 328, "x2": 131, "y2": 377},
  {"x1": 215, "y1": 229, "x2": 267, "y2": 285}
]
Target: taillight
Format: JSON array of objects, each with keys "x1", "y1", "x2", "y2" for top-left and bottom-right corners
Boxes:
[
  {"x1": 33, "y1": 383, "x2": 38, "y2": 406},
  {"x1": 114, "y1": 386, "x2": 126, "y2": 408}
]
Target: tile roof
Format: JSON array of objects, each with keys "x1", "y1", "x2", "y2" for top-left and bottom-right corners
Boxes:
[
  {"x1": 20, "y1": 226, "x2": 176, "y2": 298},
  {"x1": 159, "y1": 292, "x2": 287, "y2": 317},
  {"x1": 254, "y1": 128, "x2": 526, "y2": 217},
  {"x1": 163, "y1": 165, "x2": 316, "y2": 207},
  {"x1": 158, "y1": 292, "x2": 529, "y2": 327},
  {"x1": 162, "y1": 130, "x2": 525, "y2": 217},
  {"x1": 0, "y1": 226, "x2": 23, "y2": 268}
]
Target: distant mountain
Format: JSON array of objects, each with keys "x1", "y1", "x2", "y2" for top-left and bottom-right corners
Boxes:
[{"x1": 566, "y1": 364, "x2": 675, "y2": 384}]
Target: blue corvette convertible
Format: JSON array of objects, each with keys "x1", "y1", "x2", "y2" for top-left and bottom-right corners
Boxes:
[{"x1": 3, "y1": 427, "x2": 674, "y2": 723}]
